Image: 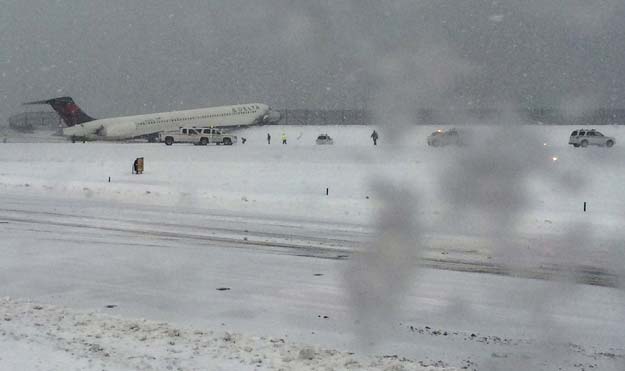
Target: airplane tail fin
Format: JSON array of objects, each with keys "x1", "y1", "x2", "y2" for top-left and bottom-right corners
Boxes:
[{"x1": 24, "y1": 96, "x2": 95, "y2": 127}]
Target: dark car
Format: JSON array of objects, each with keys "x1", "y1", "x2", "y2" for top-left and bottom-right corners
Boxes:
[{"x1": 427, "y1": 128, "x2": 461, "y2": 147}]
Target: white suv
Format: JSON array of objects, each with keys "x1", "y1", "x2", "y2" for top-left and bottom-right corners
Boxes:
[{"x1": 569, "y1": 129, "x2": 615, "y2": 148}]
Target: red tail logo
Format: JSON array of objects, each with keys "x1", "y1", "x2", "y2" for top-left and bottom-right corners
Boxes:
[{"x1": 24, "y1": 97, "x2": 95, "y2": 127}]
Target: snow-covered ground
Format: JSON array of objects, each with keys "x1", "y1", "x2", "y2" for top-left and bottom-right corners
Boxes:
[
  {"x1": 3, "y1": 297, "x2": 457, "y2": 371},
  {"x1": 1, "y1": 125, "x2": 625, "y2": 370}
]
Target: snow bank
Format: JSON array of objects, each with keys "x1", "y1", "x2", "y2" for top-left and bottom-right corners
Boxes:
[{"x1": 0, "y1": 298, "x2": 456, "y2": 371}]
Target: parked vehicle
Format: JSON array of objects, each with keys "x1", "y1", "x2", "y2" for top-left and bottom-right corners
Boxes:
[
  {"x1": 427, "y1": 128, "x2": 462, "y2": 147},
  {"x1": 569, "y1": 129, "x2": 615, "y2": 148},
  {"x1": 315, "y1": 133, "x2": 334, "y2": 145},
  {"x1": 159, "y1": 127, "x2": 237, "y2": 146}
]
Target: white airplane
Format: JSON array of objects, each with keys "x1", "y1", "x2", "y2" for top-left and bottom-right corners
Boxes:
[{"x1": 24, "y1": 97, "x2": 281, "y2": 142}]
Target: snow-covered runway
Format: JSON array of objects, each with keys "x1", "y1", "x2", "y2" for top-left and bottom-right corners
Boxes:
[{"x1": 2, "y1": 125, "x2": 625, "y2": 370}]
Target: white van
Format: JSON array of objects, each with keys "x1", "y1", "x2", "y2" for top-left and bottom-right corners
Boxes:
[{"x1": 159, "y1": 127, "x2": 237, "y2": 146}]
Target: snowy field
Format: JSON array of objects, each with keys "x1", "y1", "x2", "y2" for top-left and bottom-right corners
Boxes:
[{"x1": 1, "y1": 124, "x2": 625, "y2": 370}]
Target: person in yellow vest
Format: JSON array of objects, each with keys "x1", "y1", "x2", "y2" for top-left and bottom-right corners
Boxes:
[{"x1": 281, "y1": 132, "x2": 287, "y2": 144}]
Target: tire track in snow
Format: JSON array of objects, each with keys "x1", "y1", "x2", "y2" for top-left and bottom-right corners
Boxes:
[
  {"x1": 2, "y1": 210, "x2": 619, "y2": 287},
  {"x1": 0, "y1": 203, "x2": 619, "y2": 287},
  {"x1": 0, "y1": 212, "x2": 353, "y2": 261}
]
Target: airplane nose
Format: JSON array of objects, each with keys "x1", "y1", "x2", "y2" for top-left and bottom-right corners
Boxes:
[{"x1": 266, "y1": 110, "x2": 281, "y2": 123}]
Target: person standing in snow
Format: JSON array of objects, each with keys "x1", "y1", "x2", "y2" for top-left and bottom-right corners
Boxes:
[
  {"x1": 267, "y1": 133, "x2": 271, "y2": 144},
  {"x1": 281, "y1": 132, "x2": 287, "y2": 144},
  {"x1": 371, "y1": 130, "x2": 379, "y2": 145}
]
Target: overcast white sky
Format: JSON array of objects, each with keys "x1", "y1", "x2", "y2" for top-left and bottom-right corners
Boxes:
[{"x1": 2, "y1": 1, "x2": 624, "y2": 121}]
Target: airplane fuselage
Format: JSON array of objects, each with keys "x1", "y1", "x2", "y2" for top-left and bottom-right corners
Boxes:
[{"x1": 63, "y1": 103, "x2": 273, "y2": 140}]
